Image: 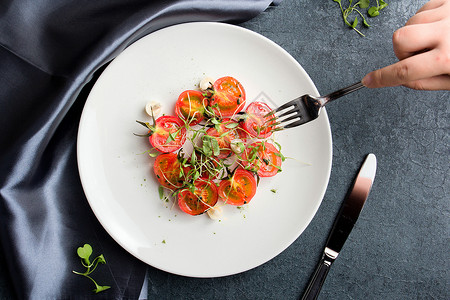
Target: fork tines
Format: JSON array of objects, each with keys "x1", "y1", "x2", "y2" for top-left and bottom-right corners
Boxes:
[{"x1": 266, "y1": 97, "x2": 308, "y2": 130}]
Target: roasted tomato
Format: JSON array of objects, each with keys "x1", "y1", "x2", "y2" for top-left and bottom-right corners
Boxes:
[
  {"x1": 242, "y1": 101, "x2": 275, "y2": 139},
  {"x1": 209, "y1": 76, "x2": 246, "y2": 117},
  {"x1": 175, "y1": 90, "x2": 207, "y2": 126},
  {"x1": 178, "y1": 179, "x2": 218, "y2": 215},
  {"x1": 241, "y1": 141, "x2": 282, "y2": 177},
  {"x1": 149, "y1": 116, "x2": 186, "y2": 153},
  {"x1": 205, "y1": 118, "x2": 239, "y2": 159},
  {"x1": 153, "y1": 153, "x2": 190, "y2": 189},
  {"x1": 218, "y1": 169, "x2": 257, "y2": 205}
]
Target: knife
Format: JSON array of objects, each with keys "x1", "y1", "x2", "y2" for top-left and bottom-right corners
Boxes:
[{"x1": 301, "y1": 153, "x2": 377, "y2": 300}]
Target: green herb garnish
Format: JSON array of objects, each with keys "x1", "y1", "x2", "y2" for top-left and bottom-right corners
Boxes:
[
  {"x1": 72, "y1": 244, "x2": 111, "y2": 294},
  {"x1": 158, "y1": 186, "x2": 164, "y2": 199},
  {"x1": 332, "y1": 0, "x2": 388, "y2": 36}
]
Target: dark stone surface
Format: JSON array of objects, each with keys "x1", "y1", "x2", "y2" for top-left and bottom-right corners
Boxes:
[{"x1": 1, "y1": 1, "x2": 448, "y2": 299}]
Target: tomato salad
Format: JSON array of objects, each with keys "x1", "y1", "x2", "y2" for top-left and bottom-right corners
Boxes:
[{"x1": 136, "y1": 76, "x2": 284, "y2": 217}]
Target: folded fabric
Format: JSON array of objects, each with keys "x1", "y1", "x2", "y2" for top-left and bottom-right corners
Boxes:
[{"x1": 0, "y1": 0, "x2": 279, "y2": 298}]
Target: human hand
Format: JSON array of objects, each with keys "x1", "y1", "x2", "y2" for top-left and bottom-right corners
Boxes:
[{"x1": 362, "y1": 0, "x2": 450, "y2": 90}]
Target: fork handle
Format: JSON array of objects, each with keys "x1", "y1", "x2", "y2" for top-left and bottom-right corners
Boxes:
[{"x1": 323, "y1": 81, "x2": 365, "y2": 104}]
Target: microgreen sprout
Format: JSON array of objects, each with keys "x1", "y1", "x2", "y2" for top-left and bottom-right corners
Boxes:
[
  {"x1": 134, "y1": 120, "x2": 154, "y2": 137},
  {"x1": 332, "y1": 0, "x2": 388, "y2": 36},
  {"x1": 72, "y1": 244, "x2": 111, "y2": 294}
]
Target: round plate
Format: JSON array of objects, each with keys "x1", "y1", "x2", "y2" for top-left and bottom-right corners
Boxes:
[{"x1": 77, "y1": 22, "x2": 332, "y2": 277}]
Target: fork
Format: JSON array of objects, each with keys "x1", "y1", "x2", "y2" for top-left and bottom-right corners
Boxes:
[{"x1": 266, "y1": 81, "x2": 365, "y2": 130}]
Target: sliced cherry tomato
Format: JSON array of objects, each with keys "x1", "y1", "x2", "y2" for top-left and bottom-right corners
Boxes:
[
  {"x1": 235, "y1": 122, "x2": 251, "y2": 142},
  {"x1": 242, "y1": 101, "x2": 275, "y2": 139},
  {"x1": 205, "y1": 118, "x2": 239, "y2": 159},
  {"x1": 178, "y1": 179, "x2": 218, "y2": 215},
  {"x1": 218, "y1": 169, "x2": 257, "y2": 205},
  {"x1": 241, "y1": 141, "x2": 282, "y2": 177},
  {"x1": 175, "y1": 90, "x2": 207, "y2": 126},
  {"x1": 209, "y1": 76, "x2": 246, "y2": 117},
  {"x1": 149, "y1": 116, "x2": 186, "y2": 153},
  {"x1": 153, "y1": 153, "x2": 190, "y2": 189}
]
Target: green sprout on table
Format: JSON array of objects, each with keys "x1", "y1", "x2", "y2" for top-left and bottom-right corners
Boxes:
[
  {"x1": 333, "y1": 0, "x2": 388, "y2": 36},
  {"x1": 72, "y1": 244, "x2": 111, "y2": 293}
]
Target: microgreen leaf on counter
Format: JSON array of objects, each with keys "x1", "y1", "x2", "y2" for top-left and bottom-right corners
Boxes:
[
  {"x1": 73, "y1": 244, "x2": 111, "y2": 294},
  {"x1": 332, "y1": 0, "x2": 388, "y2": 36}
]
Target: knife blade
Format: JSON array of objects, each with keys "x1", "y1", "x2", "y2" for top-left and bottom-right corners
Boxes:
[{"x1": 301, "y1": 153, "x2": 377, "y2": 300}]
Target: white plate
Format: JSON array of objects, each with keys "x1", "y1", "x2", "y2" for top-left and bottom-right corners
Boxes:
[{"x1": 77, "y1": 22, "x2": 332, "y2": 277}]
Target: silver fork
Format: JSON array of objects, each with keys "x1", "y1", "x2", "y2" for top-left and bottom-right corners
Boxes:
[{"x1": 267, "y1": 81, "x2": 365, "y2": 130}]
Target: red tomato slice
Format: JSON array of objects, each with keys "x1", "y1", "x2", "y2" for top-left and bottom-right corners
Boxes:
[
  {"x1": 178, "y1": 179, "x2": 218, "y2": 215},
  {"x1": 235, "y1": 122, "x2": 251, "y2": 142},
  {"x1": 175, "y1": 90, "x2": 207, "y2": 126},
  {"x1": 242, "y1": 101, "x2": 275, "y2": 139},
  {"x1": 241, "y1": 141, "x2": 282, "y2": 177},
  {"x1": 209, "y1": 76, "x2": 246, "y2": 117},
  {"x1": 153, "y1": 153, "x2": 190, "y2": 189},
  {"x1": 149, "y1": 116, "x2": 186, "y2": 153},
  {"x1": 218, "y1": 169, "x2": 257, "y2": 205},
  {"x1": 205, "y1": 118, "x2": 239, "y2": 159}
]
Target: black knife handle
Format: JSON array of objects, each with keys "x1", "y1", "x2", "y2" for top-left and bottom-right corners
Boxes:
[{"x1": 300, "y1": 253, "x2": 334, "y2": 300}]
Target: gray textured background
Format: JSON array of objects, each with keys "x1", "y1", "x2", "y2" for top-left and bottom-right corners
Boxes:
[{"x1": 1, "y1": 0, "x2": 448, "y2": 299}]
